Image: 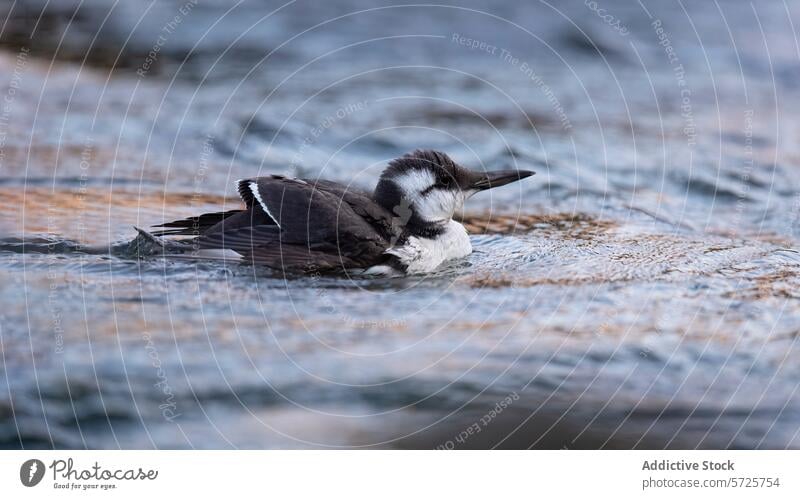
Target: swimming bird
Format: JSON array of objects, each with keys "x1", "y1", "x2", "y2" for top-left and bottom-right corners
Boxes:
[{"x1": 151, "y1": 150, "x2": 534, "y2": 274}]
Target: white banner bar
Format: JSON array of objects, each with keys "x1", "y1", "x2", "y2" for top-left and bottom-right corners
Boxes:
[{"x1": 1, "y1": 451, "x2": 798, "y2": 498}]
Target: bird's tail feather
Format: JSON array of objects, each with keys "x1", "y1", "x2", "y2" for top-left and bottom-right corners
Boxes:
[{"x1": 151, "y1": 209, "x2": 244, "y2": 236}]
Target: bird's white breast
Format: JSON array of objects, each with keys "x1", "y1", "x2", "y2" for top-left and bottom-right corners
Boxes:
[{"x1": 385, "y1": 220, "x2": 472, "y2": 274}]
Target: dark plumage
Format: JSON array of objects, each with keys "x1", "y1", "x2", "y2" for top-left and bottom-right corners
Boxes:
[{"x1": 154, "y1": 175, "x2": 397, "y2": 271}]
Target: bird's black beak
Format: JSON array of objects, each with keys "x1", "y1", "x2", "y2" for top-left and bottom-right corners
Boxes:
[{"x1": 469, "y1": 169, "x2": 535, "y2": 190}]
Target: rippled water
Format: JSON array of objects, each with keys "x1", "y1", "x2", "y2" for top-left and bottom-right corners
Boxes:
[{"x1": 2, "y1": 0, "x2": 800, "y2": 449}]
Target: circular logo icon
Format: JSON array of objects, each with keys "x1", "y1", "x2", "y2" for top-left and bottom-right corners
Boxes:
[{"x1": 20, "y1": 459, "x2": 45, "y2": 487}]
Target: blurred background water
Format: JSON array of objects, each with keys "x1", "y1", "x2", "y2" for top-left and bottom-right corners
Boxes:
[{"x1": 1, "y1": 0, "x2": 800, "y2": 448}]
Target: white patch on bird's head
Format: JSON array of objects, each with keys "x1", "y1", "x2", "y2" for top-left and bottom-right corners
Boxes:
[
  {"x1": 391, "y1": 169, "x2": 472, "y2": 223},
  {"x1": 393, "y1": 168, "x2": 436, "y2": 198},
  {"x1": 413, "y1": 187, "x2": 470, "y2": 222}
]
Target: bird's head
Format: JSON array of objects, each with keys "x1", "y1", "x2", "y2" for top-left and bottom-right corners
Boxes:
[{"x1": 374, "y1": 150, "x2": 534, "y2": 234}]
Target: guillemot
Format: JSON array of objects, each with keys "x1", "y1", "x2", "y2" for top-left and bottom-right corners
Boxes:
[{"x1": 151, "y1": 150, "x2": 534, "y2": 274}]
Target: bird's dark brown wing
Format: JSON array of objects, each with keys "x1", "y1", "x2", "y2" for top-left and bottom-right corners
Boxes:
[
  {"x1": 198, "y1": 176, "x2": 393, "y2": 270},
  {"x1": 305, "y1": 179, "x2": 396, "y2": 239},
  {"x1": 153, "y1": 175, "x2": 395, "y2": 270}
]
